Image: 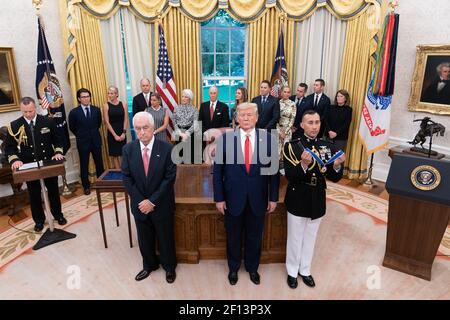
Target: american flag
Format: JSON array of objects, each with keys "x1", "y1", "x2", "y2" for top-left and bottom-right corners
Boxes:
[{"x1": 156, "y1": 24, "x2": 177, "y2": 138}]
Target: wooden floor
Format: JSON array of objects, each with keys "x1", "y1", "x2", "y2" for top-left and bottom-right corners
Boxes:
[{"x1": 0, "y1": 178, "x2": 388, "y2": 233}]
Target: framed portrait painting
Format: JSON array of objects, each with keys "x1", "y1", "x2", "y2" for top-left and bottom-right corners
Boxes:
[
  {"x1": 0, "y1": 47, "x2": 21, "y2": 113},
  {"x1": 408, "y1": 44, "x2": 450, "y2": 115}
]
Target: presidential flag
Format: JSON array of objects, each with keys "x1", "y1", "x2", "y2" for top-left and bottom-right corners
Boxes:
[
  {"x1": 270, "y1": 28, "x2": 288, "y2": 97},
  {"x1": 359, "y1": 13, "x2": 399, "y2": 154},
  {"x1": 36, "y1": 17, "x2": 70, "y2": 154},
  {"x1": 155, "y1": 24, "x2": 176, "y2": 138}
]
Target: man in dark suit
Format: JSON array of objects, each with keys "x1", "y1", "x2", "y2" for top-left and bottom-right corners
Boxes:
[
  {"x1": 213, "y1": 102, "x2": 279, "y2": 286},
  {"x1": 421, "y1": 62, "x2": 450, "y2": 105},
  {"x1": 306, "y1": 79, "x2": 331, "y2": 137},
  {"x1": 68, "y1": 88, "x2": 104, "y2": 195},
  {"x1": 121, "y1": 112, "x2": 177, "y2": 284},
  {"x1": 289, "y1": 82, "x2": 312, "y2": 139},
  {"x1": 5, "y1": 97, "x2": 67, "y2": 231},
  {"x1": 252, "y1": 80, "x2": 280, "y2": 130},
  {"x1": 283, "y1": 110, "x2": 345, "y2": 289},
  {"x1": 132, "y1": 78, "x2": 153, "y2": 116},
  {"x1": 198, "y1": 86, "x2": 230, "y2": 133}
]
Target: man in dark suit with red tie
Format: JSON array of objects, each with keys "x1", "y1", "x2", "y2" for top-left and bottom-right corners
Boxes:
[
  {"x1": 68, "y1": 88, "x2": 104, "y2": 195},
  {"x1": 198, "y1": 86, "x2": 230, "y2": 133},
  {"x1": 132, "y1": 78, "x2": 153, "y2": 116},
  {"x1": 252, "y1": 80, "x2": 280, "y2": 130},
  {"x1": 289, "y1": 82, "x2": 312, "y2": 139},
  {"x1": 213, "y1": 102, "x2": 279, "y2": 286},
  {"x1": 121, "y1": 112, "x2": 177, "y2": 284},
  {"x1": 306, "y1": 79, "x2": 331, "y2": 137}
]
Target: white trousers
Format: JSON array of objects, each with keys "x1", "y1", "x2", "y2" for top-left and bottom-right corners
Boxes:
[{"x1": 285, "y1": 212, "x2": 322, "y2": 277}]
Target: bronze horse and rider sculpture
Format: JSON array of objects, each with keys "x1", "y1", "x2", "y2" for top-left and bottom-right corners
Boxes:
[{"x1": 408, "y1": 117, "x2": 445, "y2": 156}]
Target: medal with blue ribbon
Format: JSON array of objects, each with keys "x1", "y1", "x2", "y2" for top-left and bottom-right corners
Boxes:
[{"x1": 305, "y1": 148, "x2": 344, "y2": 173}]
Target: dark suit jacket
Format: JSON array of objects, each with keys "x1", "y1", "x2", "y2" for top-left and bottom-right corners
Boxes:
[
  {"x1": 68, "y1": 105, "x2": 102, "y2": 151},
  {"x1": 421, "y1": 79, "x2": 450, "y2": 105},
  {"x1": 252, "y1": 95, "x2": 280, "y2": 130},
  {"x1": 306, "y1": 93, "x2": 331, "y2": 121},
  {"x1": 132, "y1": 92, "x2": 152, "y2": 116},
  {"x1": 213, "y1": 129, "x2": 279, "y2": 216},
  {"x1": 198, "y1": 100, "x2": 230, "y2": 132},
  {"x1": 5, "y1": 115, "x2": 63, "y2": 165},
  {"x1": 121, "y1": 138, "x2": 176, "y2": 221},
  {"x1": 289, "y1": 95, "x2": 313, "y2": 139}
]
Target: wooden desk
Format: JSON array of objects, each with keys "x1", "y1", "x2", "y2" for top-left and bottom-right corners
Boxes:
[
  {"x1": 174, "y1": 164, "x2": 287, "y2": 263},
  {"x1": 92, "y1": 170, "x2": 133, "y2": 249}
]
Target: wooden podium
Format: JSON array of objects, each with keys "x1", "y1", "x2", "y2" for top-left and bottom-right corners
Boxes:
[
  {"x1": 384, "y1": 151, "x2": 450, "y2": 280},
  {"x1": 12, "y1": 161, "x2": 76, "y2": 250}
]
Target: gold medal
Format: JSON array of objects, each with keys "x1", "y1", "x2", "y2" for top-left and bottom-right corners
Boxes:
[{"x1": 320, "y1": 166, "x2": 327, "y2": 173}]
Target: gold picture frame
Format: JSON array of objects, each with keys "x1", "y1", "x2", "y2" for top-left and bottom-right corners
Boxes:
[
  {"x1": 0, "y1": 47, "x2": 21, "y2": 113},
  {"x1": 408, "y1": 44, "x2": 450, "y2": 115}
]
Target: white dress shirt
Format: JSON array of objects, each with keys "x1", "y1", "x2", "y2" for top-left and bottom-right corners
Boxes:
[
  {"x1": 314, "y1": 93, "x2": 322, "y2": 106},
  {"x1": 24, "y1": 115, "x2": 37, "y2": 126},
  {"x1": 140, "y1": 137, "x2": 155, "y2": 164},
  {"x1": 240, "y1": 128, "x2": 256, "y2": 157},
  {"x1": 140, "y1": 137, "x2": 155, "y2": 206}
]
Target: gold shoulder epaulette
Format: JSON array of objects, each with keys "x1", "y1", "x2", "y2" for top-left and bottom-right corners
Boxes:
[
  {"x1": 283, "y1": 142, "x2": 300, "y2": 166},
  {"x1": 7, "y1": 123, "x2": 27, "y2": 146}
]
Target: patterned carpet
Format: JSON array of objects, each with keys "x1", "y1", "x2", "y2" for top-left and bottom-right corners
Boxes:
[
  {"x1": 0, "y1": 192, "x2": 123, "y2": 269},
  {"x1": 1, "y1": 182, "x2": 448, "y2": 270},
  {"x1": 0, "y1": 183, "x2": 449, "y2": 299}
]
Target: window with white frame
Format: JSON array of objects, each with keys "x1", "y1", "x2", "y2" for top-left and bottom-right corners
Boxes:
[{"x1": 201, "y1": 10, "x2": 246, "y2": 114}]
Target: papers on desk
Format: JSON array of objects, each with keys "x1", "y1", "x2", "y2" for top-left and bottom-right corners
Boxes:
[{"x1": 17, "y1": 161, "x2": 43, "y2": 171}]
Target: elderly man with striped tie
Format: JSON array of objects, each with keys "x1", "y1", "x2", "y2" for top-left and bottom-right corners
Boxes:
[
  {"x1": 121, "y1": 112, "x2": 177, "y2": 284},
  {"x1": 213, "y1": 102, "x2": 280, "y2": 286}
]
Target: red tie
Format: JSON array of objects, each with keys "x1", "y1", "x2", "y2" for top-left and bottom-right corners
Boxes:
[
  {"x1": 245, "y1": 134, "x2": 252, "y2": 174},
  {"x1": 142, "y1": 147, "x2": 149, "y2": 176},
  {"x1": 210, "y1": 102, "x2": 214, "y2": 121}
]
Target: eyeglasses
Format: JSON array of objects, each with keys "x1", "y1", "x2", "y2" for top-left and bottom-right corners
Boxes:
[{"x1": 79, "y1": 95, "x2": 90, "y2": 98}]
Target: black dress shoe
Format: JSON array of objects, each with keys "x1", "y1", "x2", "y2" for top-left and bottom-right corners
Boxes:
[
  {"x1": 228, "y1": 272, "x2": 238, "y2": 285},
  {"x1": 287, "y1": 275, "x2": 298, "y2": 289},
  {"x1": 300, "y1": 274, "x2": 315, "y2": 287},
  {"x1": 84, "y1": 188, "x2": 91, "y2": 195},
  {"x1": 135, "y1": 266, "x2": 158, "y2": 281},
  {"x1": 249, "y1": 272, "x2": 260, "y2": 285},
  {"x1": 166, "y1": 271, "x2": 176, "y2": 284},
  {"x1": 57, "y1": 217, "x2": 67, "y2": 226},
  {"x1": 34, "y1": 223, "x2": 44, "y2": 232}
]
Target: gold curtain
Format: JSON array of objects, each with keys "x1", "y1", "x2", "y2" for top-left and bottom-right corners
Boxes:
[
  {"x1": 248, "y1": 8, "x2": 295, "y2": 99},
  {"x1": 159, "y1": 7, "x2": 201, "y2": 108},
  {"x1": 74, "y1": 0, "x2": 377, "y2": 22},
  {"x1": 59, "y1": 3, "x2": 111, "y2": 179},
  {"x1": 338, "y1": 4, "x2": 379, "y2": 180}
]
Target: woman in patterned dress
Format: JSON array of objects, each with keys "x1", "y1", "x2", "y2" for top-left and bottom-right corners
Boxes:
[
  {"x1": 277, "y1": 86, "x2": 296, "y2": 169},
  {"x1": 172, "y1": 89, "x2": 199, "y2": 164}
]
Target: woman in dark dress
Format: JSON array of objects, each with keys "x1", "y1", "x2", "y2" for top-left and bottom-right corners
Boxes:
[
  {"x1": 103, "y1": 86, "x2": 128, "y2": 169},
  {"x1": 324, "y1": 89, "x2": 352, "y2": 152}
]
